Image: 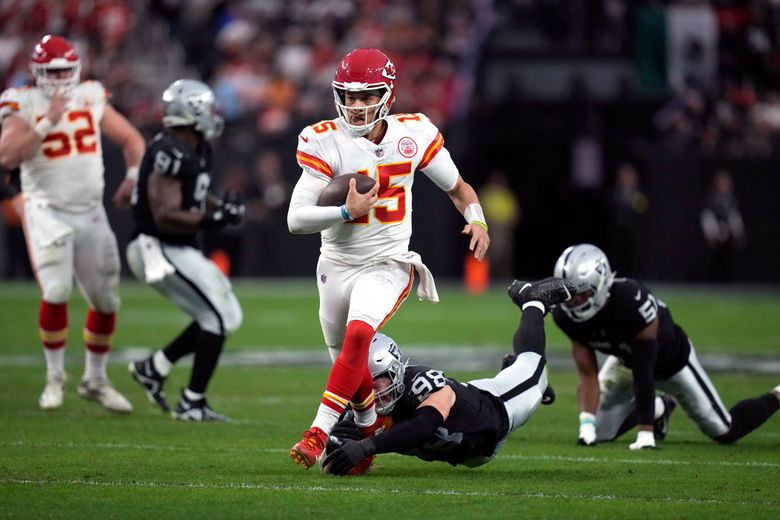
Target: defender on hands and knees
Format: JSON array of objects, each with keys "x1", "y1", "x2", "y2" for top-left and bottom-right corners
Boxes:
[
  {"x1": 552, "y1": 243, "x2": 780, "y2": 449},
  {"x1": 126, "y1": 79, "x2": 244, "y2": 421},
  {"x1": 322, "y1": 277, "x2": 577, "y2": 475},
  {"x1": 0, "y1": 35, "x2": 145, "y2": 412},
  {"x1": 287, "y1": 48, "x2": 491, "y2": 470}
]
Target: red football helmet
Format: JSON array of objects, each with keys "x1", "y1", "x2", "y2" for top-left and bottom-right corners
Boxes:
[
  {"x1": 30, "y1": 35, "x2": 81, "y2": 97},
  {"x1": 332, "y1": 48, "x2": 397, "y2": 136}
]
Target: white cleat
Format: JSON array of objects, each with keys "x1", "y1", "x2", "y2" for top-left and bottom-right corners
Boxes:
[
  {"x1": 39, "y1": 373, "x2": 67, "y2": 410},
  {"x1": 78, "y1": 377, "x2": 133, "y2": 413}
]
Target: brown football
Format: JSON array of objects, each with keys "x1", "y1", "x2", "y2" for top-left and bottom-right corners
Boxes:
[{"x1": 317, "y1": 173, "x2": 377, "y2": 207}]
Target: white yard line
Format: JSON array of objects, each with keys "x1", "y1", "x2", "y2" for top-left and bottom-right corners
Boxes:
[
  {"x1": 5, "y1": 440, "x2": 780, "y2": 468},
  {"x1": 1, "y1": 478, "x2": 777, "y2": 506}
]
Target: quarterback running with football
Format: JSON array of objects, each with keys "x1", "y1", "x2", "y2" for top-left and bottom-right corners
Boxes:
[
  {"x1": 126, "y1": 80, "x2": 244, "y2": 421},
  {"x1": 322, "y1": 277, "x2": 575, "y2": 475},
  {"x1": 0, "y1": 35, "x2": 144, "y2": 412},
  {"x1": 287, "y1": 48, "x2": 491, "y2": 469},
  {"x1": 552, "y1": 243, "x2": 780, "y2": 449}
]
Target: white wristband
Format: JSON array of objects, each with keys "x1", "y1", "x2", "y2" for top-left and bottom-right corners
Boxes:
[
  {"x1": 463, "y1": 203, "x2": 487, "y2": 230},
  {"x1": 33, "y1": 117, "x2": 53, "y2": 138},
  {"x1": 125, "y1": 166, "x2": 139, "y2": 182}
]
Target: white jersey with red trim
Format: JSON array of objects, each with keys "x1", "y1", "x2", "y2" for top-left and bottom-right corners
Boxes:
[
  {"x1": 295, "y1": 113, "x2": 459, "y2": 265},
  {"x1": 0, "y1": 81, "x2": 107, "y2": 211}
]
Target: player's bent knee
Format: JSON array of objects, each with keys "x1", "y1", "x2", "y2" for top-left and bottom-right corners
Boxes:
[
  {"x1": 41, "y1": 280, "x2": 72, "y2": 304},
  {"x1": 93, "y1": 292, "x2": 121, "y2": 314},
  {"x1": 222, "y1": 302, "x2": 243, "y2": 336}
]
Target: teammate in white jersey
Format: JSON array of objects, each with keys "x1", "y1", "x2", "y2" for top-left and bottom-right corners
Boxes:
[
  {"x1": 288, "y1": 48, "x2": 491, "y2": 469},
  {"x1": 0, "y1": 35, "x2": 145, "y2": 413}
]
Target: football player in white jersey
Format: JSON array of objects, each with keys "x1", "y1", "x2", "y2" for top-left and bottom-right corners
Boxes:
[
  {"x1": 0, "y1": 35, "x2": 145, "y2": 413},
  {"x1": 288, "y1": 48, "x2": 491, "y2": 469}
]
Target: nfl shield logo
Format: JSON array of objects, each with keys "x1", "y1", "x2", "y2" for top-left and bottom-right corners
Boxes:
[{"x1": 320, "y1": 273, "x2": 327, "y2": 284}]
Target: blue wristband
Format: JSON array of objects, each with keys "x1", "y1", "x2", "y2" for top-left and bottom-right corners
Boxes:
[{"x1": 340, "y1": 205, "x2": 353, "y2": 221}]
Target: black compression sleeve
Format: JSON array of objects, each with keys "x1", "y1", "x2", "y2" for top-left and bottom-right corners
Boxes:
[
  {"x1": 371, "y1": 406, "x2": 445, "y2": 455},
  {"x1": 630, "y1": 339, "x2": 658, "y2": 426}
]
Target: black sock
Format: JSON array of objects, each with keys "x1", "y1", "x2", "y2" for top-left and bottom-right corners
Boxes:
[
  {"x1": 716, "y1": 393, "x2": 780, "y2": 444},
  {"x1": 188, "y1": 330, "x2": 225, "y2": 394},
  {"x1": 163, "y1": 321, "x2": 201, "y2": 363},
  {"x1": 513, "y1": 307, "x2": 545, "y2": 357}
]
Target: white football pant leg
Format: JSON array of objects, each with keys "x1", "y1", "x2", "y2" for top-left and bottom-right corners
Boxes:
[
  {"x1": 656, "y1": 343, "x2": 731, "y2": 438},
  {"x1": 127, "y1": 240, "x2": 242, "y2": 336},
  {"x1": 73, "y1": 206, "x2": 120, "y2": 313},
  {"x1": 23, "y1": 205, "x2": 74, "y2": 304},
  {"x1": 595, "y1": 355, "x2": 636, "y2": 441},
  {"x1": 347, "y1": 260, "x2": 413, "y2": 330},
  {"x1": 316, "y1": 256, "x2": 351, "y2": 353}
]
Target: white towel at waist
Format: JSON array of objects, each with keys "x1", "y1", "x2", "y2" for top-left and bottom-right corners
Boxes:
[
  {"x1": 138, "y1": 234, "x2": 175, "y2": 283},
  {"x1": 390, "y1": 251, "x2": 439, "y2": 303}
]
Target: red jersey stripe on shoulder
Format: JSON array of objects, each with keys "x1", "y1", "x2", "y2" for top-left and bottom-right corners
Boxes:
[
  {"x1": 417, "y1": 132, "x2": 443, "y2": 170},
  {"x1": 0, "y1": 101, "x2": 20, "y2": 111},
  {"x1": 296, "y1": 150, "x2": 333, "y2": 178}
]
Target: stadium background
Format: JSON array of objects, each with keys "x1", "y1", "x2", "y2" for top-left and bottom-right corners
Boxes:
[{"x1": 2, "y1": 0, "x2": 780, "y2": 283}]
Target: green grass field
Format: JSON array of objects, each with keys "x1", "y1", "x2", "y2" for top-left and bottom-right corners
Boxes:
[{"x1": 1, "y1": 280, "x2": 780, "y2": 518}]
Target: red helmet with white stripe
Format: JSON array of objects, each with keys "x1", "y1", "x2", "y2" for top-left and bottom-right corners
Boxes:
[
  {"x1": 332, "y1": 48, "x2": 396, "y2": 136},
  {"x1": 30, "y1": 35, "x2": 81, "y2": 97}
]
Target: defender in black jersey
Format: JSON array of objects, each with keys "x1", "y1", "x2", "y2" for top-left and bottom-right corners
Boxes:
[
  {"x1": 552, "y1": 244, "x2": 780, "y2": 449},
  {"x1": 125, "y1": 80, "x2": 244, "y2": 421},
  {"x1": 322, "y1": 277, "x2": 577, "y2": 475}
]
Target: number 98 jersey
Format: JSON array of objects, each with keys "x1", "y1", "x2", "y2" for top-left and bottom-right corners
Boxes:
[
  {"x1": 0, "y1": 82, "x2": 107, "y2": 211},
  {"x1": 389, "y1": 364, "x2": 509, "y2": 466}
]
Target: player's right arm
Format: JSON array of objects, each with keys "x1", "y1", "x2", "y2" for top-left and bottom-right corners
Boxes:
[
  {"x1": 0, "y1": 89, "x2": 67, "y2": 169},
  {"x1": 287, "y1": 127, "x2": 376, "y2": 234},
  {"x1": 572, "y1": 340, "x2": 599, "y2": 446}
]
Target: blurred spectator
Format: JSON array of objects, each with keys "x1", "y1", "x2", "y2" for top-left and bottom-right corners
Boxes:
[
  {"x1": 700, "y1": 170, "x2": 745, "y2": 282},
  {"x1": 609, "y1": 162, "x2": 648, "y2": 277},
  {"x1": 478, "y1": 169, "x2": 520, "y2": 280},
  {"x1": 244, "y1": 150, "x2": 291, "y2": 276}
]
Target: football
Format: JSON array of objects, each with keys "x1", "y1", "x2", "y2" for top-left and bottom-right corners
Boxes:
[{"x1": 317, "y1": 173, "x2": 377, "y2": 207}]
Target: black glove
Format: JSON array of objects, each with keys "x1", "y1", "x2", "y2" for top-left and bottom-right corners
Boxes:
[
  {"x1": 325, "y1": 418, "x2": 362, "y2": 453},
  {"x1": 0, "y1": 180, "x2": 18, "y2": 201},
  {"x1": 201, "y1": 194, "x2": 245, "y2": 229},
  {"x1": 322, "y1": 438, "x2": 375, "y2": 476}
]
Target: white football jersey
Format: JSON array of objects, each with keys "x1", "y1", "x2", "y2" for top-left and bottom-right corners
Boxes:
[
  {"x1": 296, "y1": 114, "x2": 459, "y2": 264},
  {"x1": 0, "y1": 81, "x2": 108, "y2": 211}
]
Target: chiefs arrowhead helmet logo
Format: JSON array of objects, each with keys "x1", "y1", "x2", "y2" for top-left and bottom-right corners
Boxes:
[{"x1": 381, "y1": 59, "x2": 396, "y2": 81}]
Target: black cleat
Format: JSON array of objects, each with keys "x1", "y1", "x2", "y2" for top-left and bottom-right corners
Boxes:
[
  {"x1": 128, "y1": 357, "x2": 170, "y2": 413},
  {"x1": 654, "y1": 394, "x2": 676, "y2": 441},
  {"x1": 500, "y1": 353, "x2": 556, "y2": 405},
  {"x1": 508, "y1": 277, "x2": 578, "y2": 312},
  {"x1": 172, "y1": 392, "x2": 229, "y2": 422}
]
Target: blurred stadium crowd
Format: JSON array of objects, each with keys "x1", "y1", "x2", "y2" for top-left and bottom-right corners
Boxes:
[{"x1": 1, "y1": 0, "x2": 780, "y2": 281}]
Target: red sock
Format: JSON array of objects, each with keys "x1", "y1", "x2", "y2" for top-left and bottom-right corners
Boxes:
[
  {"x1": 352, "y1": 366, "x2": 376, "y2": 410},
  {"x1": 83, "y1": 309, "x2": 115, "y2": 353},
  {"x1": 39, "y1": 301, "x2": 67, "y2": 350},
  {"x1": 321, "y1": 320, "x2": 374, "y2": 413}
]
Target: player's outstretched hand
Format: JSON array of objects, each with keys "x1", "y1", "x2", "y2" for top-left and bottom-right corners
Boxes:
[
  {"x1": 462, "y1": 223, "x2": 490, "y2": 261},
  {"x1": 322, "y1": 438, "x2": 375, "y2": 476},
  {"x1": 344, "y1": 178, "x2": 378, "y2": 219},
  {"x1": 112, "y1": 177, "x2": 135, "y2": 209}
]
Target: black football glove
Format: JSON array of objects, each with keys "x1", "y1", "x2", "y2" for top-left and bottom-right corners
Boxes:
[
  {"x1": 201, "y1": 194, "x2": 245, "y2": 229},
  {"x1": 322, "y1": 438, "x2": 376, "y2": 476}
]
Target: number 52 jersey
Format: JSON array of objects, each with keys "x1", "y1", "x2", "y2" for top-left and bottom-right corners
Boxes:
[
  {"x1": 0, "y1": 81, "x2": 108, "y2": 211},
  {"x1": 296, "y1": 113, "x2": 460, "y2": 265}
]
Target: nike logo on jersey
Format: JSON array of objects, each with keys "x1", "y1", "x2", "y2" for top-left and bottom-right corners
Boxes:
[
  {"x1": 299, "y1": 135, "x2": 309, "y2": 143},
  {"x1": 634, "y1": 290, "x2": 641, "y2": 301}
]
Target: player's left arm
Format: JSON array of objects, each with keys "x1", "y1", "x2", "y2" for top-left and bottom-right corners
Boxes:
[
  {"x1": 322, "y1": 385, "x2": 455, "y2": 475},
  {"x1": 628, "y1": 318, "x2": 660, "y2": 449},
  {"x1": 447, "y1": 175, "x2": 490, "y2": 261},
  {"x1": 100, "y1": 104, "x2": 145, "y2": 209}
]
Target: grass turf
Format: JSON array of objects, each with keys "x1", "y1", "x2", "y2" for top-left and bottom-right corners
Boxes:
[{"x1": 1, "y1": 280, "x2": 779, "y2": 518}]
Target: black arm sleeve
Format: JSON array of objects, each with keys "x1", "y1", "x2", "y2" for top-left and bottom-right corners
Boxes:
[
  {"x1": 370, "y1": 406, "x2": 445, "y2": 455},
  {"x1": 630, "y1": 339, "x2": 658, "y2": 425}
]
